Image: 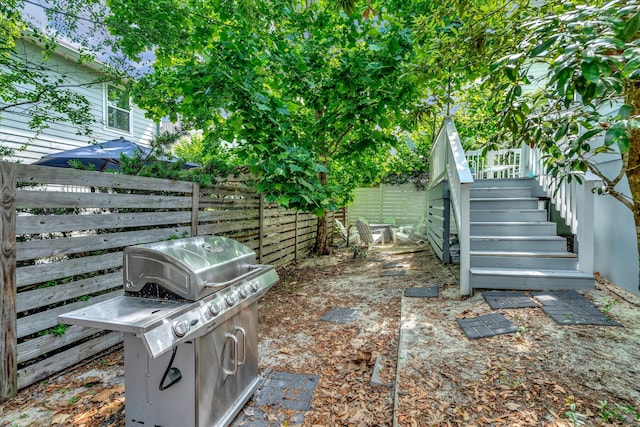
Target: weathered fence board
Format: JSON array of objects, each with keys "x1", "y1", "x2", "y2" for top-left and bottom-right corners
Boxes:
[
  {"x1": 17, "y1": 211, "x2": 192, "y2": 235},
  {"x1": 17, "y1": 332, "x2": 123, "y2": 389},
  {"x1": 17, "y1": 272, "x2": 121, "y2": 312},
  {"x1": 17, "y1": 191, "x2": 193, "y2": 210},
  {"x1": 17, "y1": 325, "x2": 96, "y2": 364},
  {"x1": 16, "y1": 227, "x2": 190, "y2": 261},
  {"x1": 17, "y1": 253, "x2": 122, "y2": 288},
  {"x1": 1, "y1": 162, "x2": 17, "y2": 401},
  {"x1": 16, "y1": 164, "x2": 194, "y2": 192},
  {"x1": 17, "y1": 290, "x2": 121, "y2": 339},
  {"x1": 197, "y1": 209, "x2": 260, "y2": 222}
]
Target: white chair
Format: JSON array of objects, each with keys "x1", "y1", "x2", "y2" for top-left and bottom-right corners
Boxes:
[
  {"x1": 355, "y1": 219, "x2": 384, "y2": 249},
  {"x1": 334, "y1": 219, "x2": 359, "y2": 247}
]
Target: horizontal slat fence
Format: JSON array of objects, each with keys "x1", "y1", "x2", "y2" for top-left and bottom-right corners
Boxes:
[
  {"x1": 347, "y1": 183, "x2": 427, "y2": 226},
  {"x1": 0, "y1": 162, "x2": 330, "y2": 398}
]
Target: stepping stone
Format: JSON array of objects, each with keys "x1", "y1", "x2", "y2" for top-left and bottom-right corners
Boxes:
[
  {"x1": 253, "y1": 371, "x2": 319, "y2": 411},
  {"x1": 532, "y1": 291, "x2": 622, "y2": 326},
  {"x1": 383, "y1": 262, "x2": 405, "y2": 269},
  {"x1": 404, "y1": 286, "x2": 439, "y2": 298},
  {"x1": 456, "y1": 313, "x2": 518, "y2": 339},
  {"x1": 321, "y1": 307, "x2": 360, "y2": 324},
  {"x1": 532, "y1": 290, "x2": 591, "y2": 306},
  {"x1": 381, "y1": 270, "x2": 406, "y2": 277},
  {"x1": 233, "y1": 371, "x2": 319, "y2": 426},
  {"x1": 483, "y1": 291, "x2": 538, "y2": 309}
]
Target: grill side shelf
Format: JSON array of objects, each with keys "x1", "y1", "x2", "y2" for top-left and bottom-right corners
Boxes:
[{"x1": 57, "y1": 296, "x2": 189, "y2": 335}]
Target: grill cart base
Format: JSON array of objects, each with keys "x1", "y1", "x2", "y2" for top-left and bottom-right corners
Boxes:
[
  {"x1": 124, "y1": 302, "x2": 258, "y2": 427},
  {"x1": 58, "y1": 236, "x2": 278, "y2": 427}
]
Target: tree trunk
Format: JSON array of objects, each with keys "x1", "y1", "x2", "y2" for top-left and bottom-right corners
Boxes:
[
  {"x1": 316, "y1": 212, "x2": 329, "y2": 255},
  {"x1": 315, "y1": 170, "x2": 330, "y2": 255},
  {"x1": 624, "y1": 80, "x2": 640, "y2": 290}
]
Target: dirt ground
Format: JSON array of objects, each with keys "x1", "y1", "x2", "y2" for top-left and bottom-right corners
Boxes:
[{"x1": 1, "y1": 244, "x2": 640, "y2": 426}]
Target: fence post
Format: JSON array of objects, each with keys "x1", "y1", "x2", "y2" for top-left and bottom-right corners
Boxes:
[
  {"x1": 295, "y1": 211, "x2": 299, "y2": 262},
  {"x1": 259, "y1": 194, "x2": 264, "y2": 263},
  {"x1": 190, "y1": 182, "x2": 199, "y2": 237},
  {"x1": 379, "y1": 185, "x2": 384, "y2": 222},
  {"x1": 442, "y1": 182, "x2": 451, "y2": 264},
  {"x1": 1, "y1": 162, "x2": 17, "y2": 401}
]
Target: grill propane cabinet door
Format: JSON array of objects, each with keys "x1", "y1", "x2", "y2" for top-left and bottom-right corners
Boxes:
[
  {"x1": 123, "y1": 303, "x2": 259, "y2": 427},
  {"x1": 123, "y1": 334, "x2": 197, "y2": 426},
  {"x1": 197, "y1": 302, "x2": 259, "y2": 426}
]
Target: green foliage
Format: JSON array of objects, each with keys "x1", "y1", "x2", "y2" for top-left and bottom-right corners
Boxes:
[
  {"x1": 42, "y1": 324, "x2": 67, "y2": 337},
  {"x1": 0, "y1": 1, "x2": 102, "y2": 139},
  {"x1": 564, "y1": 399, "x2": 586, "y2": 427},
  {"x1": 173, "y1": 132, "x2": 242, "y2": 179},
  {"x1": 96, "y1": 0, "x2": 420, "y2": 228},
  {"x1": 599, "y1": 400, "x2": 640, "y2": 423},
  {"x1": 452, "y1": 83, "x2": 503, "y2": 149},
  {"x1": 117, "y1": 131, "x2": 213, "y2": 186},
  {"x1": 391, "y1": 0, "x2": 545, "y2": 113},
  {"x1": 490, "y1": 1, "x2": 640, "y2": 200}
]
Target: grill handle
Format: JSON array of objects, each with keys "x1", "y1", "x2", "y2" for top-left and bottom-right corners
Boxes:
[
  {"x1": 235, "y1": 326, "x2": 246, "y2": 367},
  {"x1": 223, "y1": 333, "x2": 239, "y2": 376},
  {"x1": 203, "y1": 265, "x2": 262, "y2": 289}
]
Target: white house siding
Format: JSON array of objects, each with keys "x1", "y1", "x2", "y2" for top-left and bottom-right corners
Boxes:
[
  {"x1": 521, "y1": 60, "x2": 639, "y2": 293},
  {"x1": 0, "y1": 39, "x2": 157, "y2": 164},
  {"x1": 592, "y1": 160, "x2": 639, "y2": 293},
  {"x1": 587, "y1": 102, "x2": 639, "y2": 293}
]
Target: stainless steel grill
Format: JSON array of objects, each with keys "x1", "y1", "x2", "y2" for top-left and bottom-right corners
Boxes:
[{"x1": 59, "y1": 235, "x2": 279, "y2": 427}]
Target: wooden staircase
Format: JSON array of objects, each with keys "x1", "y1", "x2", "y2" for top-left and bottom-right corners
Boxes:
[{"x1": 468, "y1": 178, "x2": 594, "y2": 290}]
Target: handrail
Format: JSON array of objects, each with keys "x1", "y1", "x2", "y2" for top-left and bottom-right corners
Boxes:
[
  {"x1": 525, "y1": 145, "x2": 601, "y2": 273},
  {"x1": 429, "y1": 117, "x2": 474, "y2": 295},
  {"x1": 466, "y1": 148, "x2": 524, "y2": 180}
]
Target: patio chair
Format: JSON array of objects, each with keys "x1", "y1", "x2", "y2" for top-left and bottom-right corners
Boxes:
[
  {"x1": 355, "y1": 219, "x2": 385, "y2": 249},
  {"x1": 334, "y1": 219, "x2": 359, "y2": 247},
  {"x1": 395, "y1": 216, "x2": 426, "y2": 244}
]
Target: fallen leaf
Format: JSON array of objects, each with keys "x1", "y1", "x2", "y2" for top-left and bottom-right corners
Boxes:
[
  {"x1": 505, "y1": 402, "x2": 521, "y2": 410},
  {"x1": 51, "y1": 413, "x2": 71, "y2": 425}
]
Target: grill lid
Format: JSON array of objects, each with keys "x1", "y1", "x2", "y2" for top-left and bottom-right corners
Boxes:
[{"x1": 124, "y1": 235, "x2": 257, "y2": 300}]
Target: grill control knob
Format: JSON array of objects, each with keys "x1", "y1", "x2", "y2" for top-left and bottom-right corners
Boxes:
[
  {"x1": 250, "y1": 280, "x2": 260, "y2": 292},
  {"x1": 208, "y1": 301, "x2": 222, "y2": 316},
  {"x1": 172, "y1": 320, "x2": 190, "y2": 338},
  {"x1": 238, "y1": 286, "x2": 248, "y2": 299},
  {"x1": 225, "y1": 293, "x2": 237, "y2": 307}
]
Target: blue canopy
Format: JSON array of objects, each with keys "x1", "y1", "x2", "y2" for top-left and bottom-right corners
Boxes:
[{"x1": 33, "y1": 137, "x2": 197, "y2": 171}]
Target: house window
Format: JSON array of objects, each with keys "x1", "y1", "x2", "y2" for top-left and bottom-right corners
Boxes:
[{"x1": 105, "y1": 84, "x2": 131, "y2": 133}]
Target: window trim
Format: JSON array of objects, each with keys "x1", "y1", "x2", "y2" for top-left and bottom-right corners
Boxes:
[{"x1": 104, "y1": 83, "x2": 133, "y2": 135}]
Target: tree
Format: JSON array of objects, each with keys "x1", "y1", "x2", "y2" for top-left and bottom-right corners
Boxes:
[
  {"x1": 91, "y1": 0, "x2": 419, "y2": 254},
  {"x1": 0, "y1": 0, "x2": 101, "y2": 146},
  {"x1": 491, "y1": 0, "x2": 640, "y2": 285}
]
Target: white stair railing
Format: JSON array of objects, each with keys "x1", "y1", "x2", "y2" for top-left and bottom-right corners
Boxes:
[
  {"x1": 429, "y1": 117, "x2": 474, "y2": 295},
  {"x1": 526, "y1": 146, "x2": 601, "y2": 273},
  {"x1": 466, "y1": 148, "x2": 524, "y2": 180}
]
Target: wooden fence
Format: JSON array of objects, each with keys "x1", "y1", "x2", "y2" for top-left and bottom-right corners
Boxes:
[
  {"x1": 347, "y1": 183, "x2": 427, "y2": 226},
  {"x1": 0, "y1": 162, "x2": 331, "y2": 399}
]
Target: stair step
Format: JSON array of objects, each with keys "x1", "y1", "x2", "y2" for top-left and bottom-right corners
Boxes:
[
  {"x1": 470, "y1": 187, "x2": 532, "y2": 198},
  {"x1": 471, "y1": 209, "x2": 548, "y2": 222},
  {"x1": 471, "y1": 198, "x2": 540, "y2": 210},
  {"x1": 471, "y1": 222, "x2": 557, "y2": 236},
  {"x1": 470, "y1": 178, "x2": 533, "y2": 188},
  {"x1": 471, "y1": 235, "x2": 568, "y2": 252},
  {"x1": 470, "y1": 251, "x2": 578, "y2": 269},
  {"x1": 470, "y1": 267, "x2": 594, "y2": 291}
]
